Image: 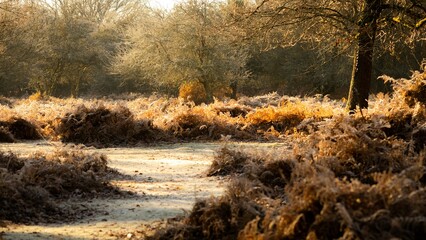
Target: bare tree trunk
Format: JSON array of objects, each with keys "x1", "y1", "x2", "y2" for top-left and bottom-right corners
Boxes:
[
  {"x1": 346, "y1": 30, "x2": 375, "y2": 111},
  {"x1": 346, "y1": 0, "x2": 381, "y2": 112},
  {"x1": 230, "y1": 80, "x2": 238, "y2": 99}
]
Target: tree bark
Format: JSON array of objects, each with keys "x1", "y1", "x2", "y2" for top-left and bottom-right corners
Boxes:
[{"x1": 346, "y1": 0, "x2": 381, "y2": 112}]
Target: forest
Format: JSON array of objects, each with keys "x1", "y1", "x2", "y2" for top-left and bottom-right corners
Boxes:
[{"x1": 1, "y1": 0, "x2": 426, "y2": 239}]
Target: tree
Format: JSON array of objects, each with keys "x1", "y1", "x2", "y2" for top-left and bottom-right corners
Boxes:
[
  {"x1": 244, "y1": 0, "x2": 426, "y2": 111},
  {"x1": 28, "y1": 11, "x2": 97, "y2": 96},
  {"x1": 0, "y1": 0, "x2": 42, "y2": 96},
  {"x1": 112, "y1": 0, "x2": 250, "y2": 100},
  {"x1": 24, "y1": 0, "x2": 141, "y2": 97}
]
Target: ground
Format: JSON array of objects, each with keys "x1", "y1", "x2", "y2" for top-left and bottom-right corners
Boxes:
[{"x1": 0, "y1": 141, "x2": 286, "y2": 240}]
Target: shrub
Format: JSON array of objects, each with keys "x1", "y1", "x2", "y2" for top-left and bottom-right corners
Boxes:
[
  {"x1": 56, "y1": 105, "x2": 138, "y2": 146},
  {"x1": 0, "y1": 118, "x2": 41, "y2": 141},
  {"x1": 28, "y1": 91, "x2": 48, "y2": 101},
  {"x1": 179, "y1": 81, "x2": 208, "y2": 105}
]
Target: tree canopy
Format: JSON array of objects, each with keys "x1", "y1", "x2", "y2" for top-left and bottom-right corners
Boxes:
[
  {"x1": 112, "y1": 0, "x2": 250, "y2": 99},
  {"x1": 243, "y1": 0, "x2": 426, "y2": 109},
  {"x1": 0, "y1": 0, "x2": 425, "y2": 105}
]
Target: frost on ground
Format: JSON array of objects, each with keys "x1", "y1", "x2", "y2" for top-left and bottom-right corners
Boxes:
[{"x1": 0, "y1": 141, "x2": 287, "y2": 240}]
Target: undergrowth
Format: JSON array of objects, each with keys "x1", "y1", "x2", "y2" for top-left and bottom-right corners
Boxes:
[
  {"x1": 55, "y1": 104, "x2": 165, "y2": 146},
  {"x1": 147, "y1": 68, "x2": 426, "y2": 239},
  {"x1": 1, "y1": 64, "x2": 425, "y2": 239},
  {"x1": 0, "y1": 149, "x2": 124, "y2": 223},
  {"x1": 0, "y1": 118, "x2": 41, "y2": 142},
  {"x1": 0, "y1": 88, "x2": 340, "y2": 146}
]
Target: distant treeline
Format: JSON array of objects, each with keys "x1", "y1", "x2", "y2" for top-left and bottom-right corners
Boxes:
[{"x1": 1, "y1": 0, "x2": 424, "y2": 100}]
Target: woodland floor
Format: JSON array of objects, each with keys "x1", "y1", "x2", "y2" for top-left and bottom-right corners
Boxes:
[{"x1": 0, "y1": 141, "x2": 288, "y2": 240}]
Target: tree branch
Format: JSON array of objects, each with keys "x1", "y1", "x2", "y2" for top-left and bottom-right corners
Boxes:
[{"x1": 416, "y1": 17, "x2": 426, "y2": 28}]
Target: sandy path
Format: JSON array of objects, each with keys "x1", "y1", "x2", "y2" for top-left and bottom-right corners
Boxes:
[{"x1": 0, "y1": 141, "x2": 287, "y2": 240}]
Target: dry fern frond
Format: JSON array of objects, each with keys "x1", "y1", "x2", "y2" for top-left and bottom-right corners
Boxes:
[
  {"x1": 0, "y1": 149, "x2": 122, "y2": 224},
  {"x1": 56, "y1": 104, "x2": 138, "y2": 146}
]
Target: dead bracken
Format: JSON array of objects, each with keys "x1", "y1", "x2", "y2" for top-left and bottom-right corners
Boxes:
[
  {"x1": 147, "y1": 69, "x2": 426, "y2": 239},
  {"x1": 1, "y1": 85, "x2": 339, "y2": 146},
  {"x1": 0, "y1": 69, "x2": 426, "y2": 239},
  {"x1": 0, "y1": 149, "x2": 125, "y2": 223},
  {"x1": 0, "y1": 118, "x2": 41, "y2": 142}
]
